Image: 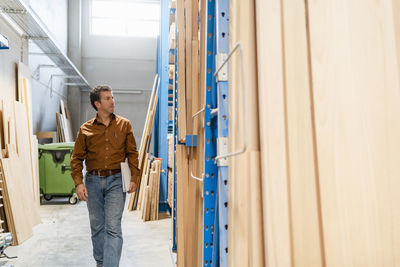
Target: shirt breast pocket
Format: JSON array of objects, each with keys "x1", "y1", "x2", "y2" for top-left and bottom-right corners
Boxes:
[{"x1": 111, "y1": 130, "x2": 125, "y2": 149}]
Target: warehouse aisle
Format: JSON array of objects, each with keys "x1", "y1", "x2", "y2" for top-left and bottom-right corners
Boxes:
[{"x1": 0, "y1": 199, "x2": 174, "y2": 267}]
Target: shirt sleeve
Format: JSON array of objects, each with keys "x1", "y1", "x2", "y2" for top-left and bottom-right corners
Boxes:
[
  {"x1": 125, "y1": 122, "x2": 140, "y2": 184},
  {"x1": 71, "y1": 127, "x2": 87, "y2": 186}
]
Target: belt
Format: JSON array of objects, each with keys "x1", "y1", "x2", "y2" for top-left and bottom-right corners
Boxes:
[{"x1": 89, "y1": 169, "x2": 121, "y2": 177}]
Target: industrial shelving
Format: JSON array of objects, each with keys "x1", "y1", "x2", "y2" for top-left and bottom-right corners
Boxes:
[{"x1": 154, "y1": 0, "x2": 230, "y2": 266}]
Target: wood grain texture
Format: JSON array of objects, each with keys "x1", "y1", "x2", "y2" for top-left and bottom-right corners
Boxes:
[
  {"x1": 229, "y1": 0, "x2": 263, "y2": 266},
  {"x1": 255, "y1": 0, "x2": 292, "y2": 266},
  {"x1": 1, "y1": 158, "x2": 40, "y2": 244},
  {"x1": 307, "y1": 1, "x2": 400, "y2": 266},
  {"x1": 177, "y1": 0, "x2": 187, "y2": 142},
  {"x1": 281, "y1": 0, "x2": 325, "y2": 265}
]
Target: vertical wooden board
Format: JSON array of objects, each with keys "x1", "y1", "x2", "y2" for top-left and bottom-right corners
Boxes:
[
  {"x1": 307, "y1": 1, "x2": 400, "y2": 266},
  {"x1": 177, "y1": 0, "x2": 187, "y2": 142},
  {"x1": 255, "y1": 0, "x2": 292, "y2": 266},
  {"x1": 176, "y1": 144, "x2": 187, "y2": 267},
  {"x1": 280, "y1": 0, "x2": 325, "y2": 265},
  {"x1": 60, "y1": 100, "x2": 73, "y2": 142},
  {"x1": 1, "y1": 158, "x2": 37, "y2": 244},
  {"x1": 14, "y1": 101, "x2": 35, "y2": 204},
  {"x1": 185, "y1": 0, "x2": 193, "y2": 135},
  {"x1": 137, "y1": 154, "x2": 149, "y2": 210},
  {"x1": 229, "y1": 0, "x2": 263, "y2": 266}
]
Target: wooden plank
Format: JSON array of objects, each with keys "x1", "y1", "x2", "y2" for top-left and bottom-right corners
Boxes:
[
  {"x1": 0, "y1": 165, "x2": 16, "y2": 245},
  {"x1": 254, "y1": 0, "x2": 292, "y2": 265},
  {"x1": 60, "y1": 99, "x2": 73, "y2": 142},
  {"x1": 14, "y1": 102, "x2": 35, "y2": 205},
  {"x1": 130, "y1": 78, "x2": 159, "y2": 210},
  {"x1": 185, "y1": 0, "x2": 193, "y2": 135},
  {"x1": 155, "y1": 160, "x2": 161, "y2": 220},
  {"x1": 1, "y1": 158, "x2": 40, "y2": 244},
  {"x1": 128, "y1": 76, "x2": 157, "y2": 210},
  {"x1": 177, "y1": 0, "x2": 187, "y2": 142},
  {"x1": 175, "y1": 144, "x2": 187, "y2": 267},
  {"x1": 137, "y1": 154, "x2": 149, "y2": 210},
  {"x1": 278, "y1": 0, "x2": 326, "y2": 265},
  {"x1": 229, "y1": 0, "x2": 263, "y2": 266},
  {"x1": 36, "y1": 131, "x2": 56, "y2": 140},
  {"x1": 307, "y1": 1, "x2": 400, "y2": 266}
]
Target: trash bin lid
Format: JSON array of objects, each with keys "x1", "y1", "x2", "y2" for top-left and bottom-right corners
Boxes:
[{"x1": 38, "y1": 142, "x2": 75, "y2": 151}]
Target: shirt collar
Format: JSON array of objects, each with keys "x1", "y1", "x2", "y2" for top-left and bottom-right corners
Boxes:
[{"x1": 91, "y1": 113, "x2": 116, "y2": 125}]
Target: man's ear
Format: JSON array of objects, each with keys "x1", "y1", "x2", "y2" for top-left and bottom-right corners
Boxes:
[{"x1": 94, "y1": 100, "x2": 101, "y2": 109}]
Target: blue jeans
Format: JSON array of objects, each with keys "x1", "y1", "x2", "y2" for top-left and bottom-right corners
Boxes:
[{"x1": 85, "y1": 172, "x2": 126, "y2": 267}]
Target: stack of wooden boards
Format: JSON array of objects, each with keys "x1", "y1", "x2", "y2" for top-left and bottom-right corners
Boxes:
[
  {"x1": 228, "y1": 0, "x2": 400, "y2": 266},
  {"x1": 173, "y1": 0, "x2": 206, "y2": 265},
  {"x1": 0, "y1": 61, "x2": 41, "y2": 245},
  {"x1": 138, "y1": 158, "x2": 162, "y2": 221},
  {"x1": 127, "y1": 75, "x2": 160, "y2": 211},
  {"x1": 56, "y1": 99, "x2": 74, "y2": 142}
]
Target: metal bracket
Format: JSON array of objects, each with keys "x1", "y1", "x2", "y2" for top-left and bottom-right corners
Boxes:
[
  {"x1": 190, "y1": 106, "x2": 205, "y2": 182},
  {"x1": 217, "y1": 138, "x2": 228, "y2": 166},
  {"x1": 214, "y1": 42, "x2": 248, "y2": 161},
  {"x1": 215, "y1": 53, "x2": 228, "y2": 81}
]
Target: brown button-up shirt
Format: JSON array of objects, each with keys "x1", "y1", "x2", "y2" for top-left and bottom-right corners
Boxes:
[{"x1": 70, "y1": 114, "x2": 140, "y2": 186}]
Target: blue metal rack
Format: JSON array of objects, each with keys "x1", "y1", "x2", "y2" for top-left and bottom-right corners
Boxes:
[
  {"x1": 215, "y1": 1, "x2": 229, "y2": 266},
  {"x1": 203, "y1": 0, "x2": 219, "y2": 265},
  {"x1": 159, "y1": 0, "x2": 230, "y2": 265},
  {"x1": 154, "y1": 0, "x2": 171, "y2": 213},
  {"x1": 171, "y1": 2, "x2": 178, "y2": 252}
]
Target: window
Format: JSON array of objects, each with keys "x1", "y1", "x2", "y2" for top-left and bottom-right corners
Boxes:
[{"x1": 90, "y1": 0, "x2": 160, "y2": 37}]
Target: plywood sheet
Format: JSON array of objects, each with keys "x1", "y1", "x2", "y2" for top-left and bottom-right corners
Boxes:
[
  {"x1": 177, "y1": 0, "x2": 187, "y2": 142},
  {"x1": 229, "y1": 0, "x2": 263, "y2": 266},
  {"x1": 1, "y1": 158, "x2": 40, "y2": 244},
  {"x1": 307, "y1": 1, "x2": 400, "y2": 266},
  {"x1": 254, "y1": 0, "x2": 292, "y2": 266}
]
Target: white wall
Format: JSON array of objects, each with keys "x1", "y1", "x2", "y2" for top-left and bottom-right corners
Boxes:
[
  {"x1": 28, "y1": 0, "x2": 69, "y2": 134},
  {"x1": 0, "y1": 0, "x2": 68, "y2": 137},
  {"x1": 79, "y1": 0, "x2": 158, "y2": 144},
  {"x1": 0, "y1": 19, "x2": 28, "y2": 102}
]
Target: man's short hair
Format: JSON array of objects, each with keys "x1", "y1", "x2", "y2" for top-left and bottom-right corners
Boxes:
[{"x1": 90, "y1": 85, "x2": 112, "y2": 111}]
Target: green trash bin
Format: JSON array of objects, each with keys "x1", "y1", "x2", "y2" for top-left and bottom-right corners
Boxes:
[{"x1": 38, "y1": 142, "x2": 78, "y2": 204}]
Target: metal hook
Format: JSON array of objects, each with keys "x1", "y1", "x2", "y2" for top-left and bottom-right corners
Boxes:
[
  {"x1": 214, "y1": 42, "x2": 248, "y2": 162},
  {"x1": 189, "y1": 106, "x2": 205, "y2": 182}
]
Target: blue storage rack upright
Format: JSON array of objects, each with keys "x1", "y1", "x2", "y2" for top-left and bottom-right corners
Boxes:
[{"x1": 157, "y1": 0, "x2": 230, "y2": 266}]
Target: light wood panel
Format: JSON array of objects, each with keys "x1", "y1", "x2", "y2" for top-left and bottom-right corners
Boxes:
[
  {"x1": 281, "y1": 0, "x2": 325, "y2": 265},
  {"x1": 176, "y1": 0, "x2": 187, "y2": 142},
  {"x1": 229, "y1": 0, "x2": 263, "y2": 266},
  {"x1": 1, "y1": 158, "x2": 40, "y2": 244},
  {"x1": 176, "y1": 144, "x2": 187, "y2": 267},
  {"x1": 307, "y1": 1, "x2": 400, "y2": 266},
  {"x1": 254, "y1": 0, "x2": 292, "y2": 266}
]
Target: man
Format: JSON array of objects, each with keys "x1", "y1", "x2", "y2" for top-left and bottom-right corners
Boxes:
[{"x1": 71, "y1": 85, "x2": 139, "y2": 267}]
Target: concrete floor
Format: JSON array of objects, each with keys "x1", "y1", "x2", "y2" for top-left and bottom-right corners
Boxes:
[{"x1": 0, "y1": 198, "x2": 176, "y2": 267}]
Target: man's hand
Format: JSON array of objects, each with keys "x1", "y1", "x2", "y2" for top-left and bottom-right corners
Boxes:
[
  {"x1": 128, "y1": 182, "x2": 137, "y2": 194},
  {"x1": 76, "y1": 184, "x2": 88, "y2": 201}
]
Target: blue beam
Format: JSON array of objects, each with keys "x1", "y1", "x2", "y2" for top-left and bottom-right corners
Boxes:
[
  {"x1": 215, "y1": 1, "x2": 229, "y2": 266},
  {"x1": 204, "y1": 0, "x2": 219, "y2": 266},
  {"x1": 154, "y1": 0, "x2": 171, "y2": 212}
]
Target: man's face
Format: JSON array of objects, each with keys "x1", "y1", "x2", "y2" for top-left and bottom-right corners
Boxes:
[{"x1": 96, "y1": 90, "x2": 115, "y2": 114}]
